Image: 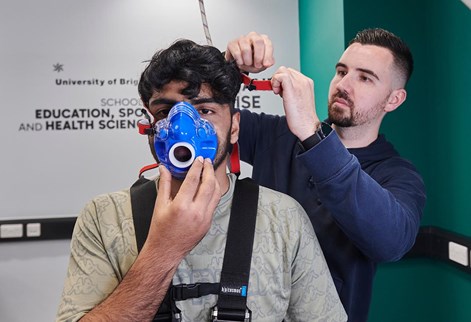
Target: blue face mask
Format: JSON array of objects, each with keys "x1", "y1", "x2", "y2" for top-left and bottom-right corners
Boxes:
[{"x1": 153, "y1": 102, "x2": 218, "y2": 179}]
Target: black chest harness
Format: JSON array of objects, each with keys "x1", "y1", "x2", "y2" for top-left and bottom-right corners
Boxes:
[{"x1": 130, "y1": 176, "x2": 259, "y2": 322}]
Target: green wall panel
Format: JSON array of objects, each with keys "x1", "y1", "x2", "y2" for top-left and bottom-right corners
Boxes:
[
  {"x1": 370, "y1": 259, "x2": 471, "y2": 322},
  {"x1": 426, "y1": 0, "x2": 471, "y2": 234},
  {"x1": 299, "y1": 0, "x2": 344, "y2": 121}
]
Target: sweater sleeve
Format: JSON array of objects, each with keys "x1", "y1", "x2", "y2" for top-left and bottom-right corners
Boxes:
[
  {"x1": 238, "y1": 109, "x2": 290, "y2": 164},
  {"x1": 297, "y1": 130, "x2": 426, "y2": 262}
]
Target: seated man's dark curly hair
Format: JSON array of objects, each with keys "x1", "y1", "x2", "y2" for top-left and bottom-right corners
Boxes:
[{"x1": 138, "y1": 39, "x2": 241, "y2": 113}]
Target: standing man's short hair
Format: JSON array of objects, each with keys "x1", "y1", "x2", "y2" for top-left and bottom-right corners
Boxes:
[{"x1": 349, "y1": 28, "x2": 414, "y2": 86}]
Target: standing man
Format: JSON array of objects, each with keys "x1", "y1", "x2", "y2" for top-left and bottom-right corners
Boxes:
[
  {"x1": 226, "y1": 29, "x2": 426, "y2": 321},
  {"x1": 57, "y1": 39, "x2": 347, "y2": 321}
]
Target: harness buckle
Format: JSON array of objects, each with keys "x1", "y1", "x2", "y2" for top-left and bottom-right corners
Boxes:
[
  {"x1": 210, "y1": 306, "x2": 251, "y2": 322},
  {"x1": 152, "y1": 312, "x2": 181, "y2": 322}
]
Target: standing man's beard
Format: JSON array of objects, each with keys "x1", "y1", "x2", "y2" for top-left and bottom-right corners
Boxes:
[
  {"x1": 328, "y1": 90, "x2": 355, "y2": 127},
  {"x1": 328, "y1": 90, "x2": 389, "y2": 128}
]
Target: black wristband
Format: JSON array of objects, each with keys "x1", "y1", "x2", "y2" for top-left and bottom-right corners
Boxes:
[{"x1": 300, "y1": 124, "x2": 326, "y2": 151}]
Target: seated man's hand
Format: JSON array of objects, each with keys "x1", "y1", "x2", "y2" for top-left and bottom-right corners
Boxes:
[{"x1": 147, "y1": 157, "x2": 221, "y2": 257}]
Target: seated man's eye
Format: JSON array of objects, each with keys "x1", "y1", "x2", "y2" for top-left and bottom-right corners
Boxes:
[
  {"x1": 155, "y1": 109, "x2": 170, "y2": 120},
  {"x1": 199, "y1": 108, "x2": 211, "y2": 115}
]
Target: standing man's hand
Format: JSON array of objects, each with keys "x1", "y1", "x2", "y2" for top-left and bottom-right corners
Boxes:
[
  {"x1": 225, "y1": 32, "x2": 320, "y2": 143},
  {"x1": 146, "y1": 156, "x2": 221, "y2": 257},
  {"x1": 271, "y1": 66, "x2": 321, "y2": 142},
  {"x1": 225, "y1": 31, "x2": 275, "y2": 73}
]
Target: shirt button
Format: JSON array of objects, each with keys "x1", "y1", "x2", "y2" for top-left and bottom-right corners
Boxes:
[{"x1": 308, "y1": 176, "x2": 315, "y2": 188}]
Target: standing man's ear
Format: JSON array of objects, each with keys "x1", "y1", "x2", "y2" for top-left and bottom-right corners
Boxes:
[{"x1": 385, "y1": 88, "x2": 407, "y2": 112}]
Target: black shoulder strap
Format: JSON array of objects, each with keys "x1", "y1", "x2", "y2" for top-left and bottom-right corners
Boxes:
[
  {"x1": 214, "y1": 177, "x2": 259, "y2": 321},
  {"x1": 130, "y1": 176, "x2": 176, "y2": 320},
  {"x1": 130, "y1": 177, "x2": 259, "y2": 321},
  {"x1": 130, "y1": 176, "x2": 156, "y2": 252}
]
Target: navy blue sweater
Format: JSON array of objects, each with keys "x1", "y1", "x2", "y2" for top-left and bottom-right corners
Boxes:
[{"x1": 238, "y1": 109, "x2": 426, "y2": 322}]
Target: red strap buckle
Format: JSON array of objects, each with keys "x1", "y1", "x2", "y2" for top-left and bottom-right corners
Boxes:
[
  {"x1": 137, "y1": 119, "x2": 152, "y2": 135},
  {"x1": 240, "y1": 73, "x2": 272, "y2": 91}
]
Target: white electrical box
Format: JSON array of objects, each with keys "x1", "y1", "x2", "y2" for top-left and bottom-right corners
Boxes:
[
  {"x1": 26, "y1": 223, "x2": 41, "y2": 237},
  {"x1": 448, "y1": 241, "x2": 468, "y2": 266},
  {"x1": 0, "y1": 224, "x2": 24, "y2": 238}
]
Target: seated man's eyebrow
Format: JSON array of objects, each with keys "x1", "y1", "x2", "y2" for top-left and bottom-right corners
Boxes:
[
  {"x1": 149, "y1": 98, "x2": 178, "y2": 107},
  {"x1": 190, "y1": 97, "x2": 217, "y2": 105},
  {"x1": 149, "y1": 97, "x2": 217, "y2": 107}
]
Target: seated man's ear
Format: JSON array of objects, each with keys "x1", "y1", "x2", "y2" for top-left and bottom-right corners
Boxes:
[{"x1": 230, "y1": 111, "x2": 240, "y2": 144}]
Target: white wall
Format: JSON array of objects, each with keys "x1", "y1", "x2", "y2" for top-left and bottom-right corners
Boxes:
[
  {"x1": 0, "y1": 241, "x2": 71, "y2": 322},
  {"x1": 0, "y1": 1, "x2": 299, "y2": 321}
]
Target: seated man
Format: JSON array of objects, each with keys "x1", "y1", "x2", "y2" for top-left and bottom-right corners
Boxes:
[{"x1": 56, "y1": 39, "x2": 347, "y2": 322}]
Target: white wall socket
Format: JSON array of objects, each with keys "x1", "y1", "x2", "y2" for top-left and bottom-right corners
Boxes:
[
  {"x1": 26, "y1": 223, "x2": 41, "y2": 237},
  {"x1": 0, "y1": 224, "x2": 24, "y2": 238},
  {"x1": 448, "y1": 241, "x2": 468, "y2": 266}
]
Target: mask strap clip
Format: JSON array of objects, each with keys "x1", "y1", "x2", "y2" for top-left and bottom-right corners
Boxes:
[{"x1": 138, "y1": 108, "x2": 154, "y2": 135}]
